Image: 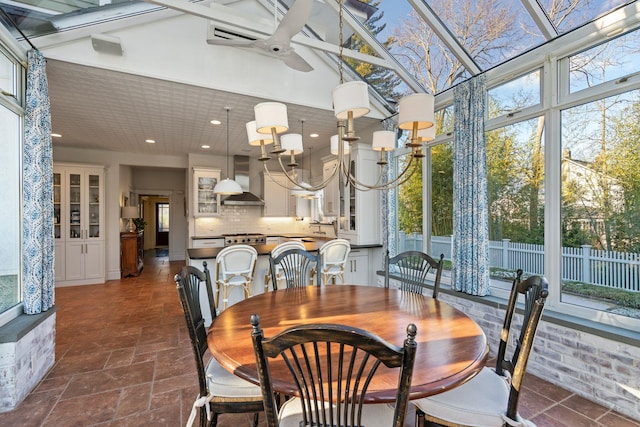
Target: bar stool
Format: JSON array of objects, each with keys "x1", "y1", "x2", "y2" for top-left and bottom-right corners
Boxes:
[
  {"x1": 215, "y1": 244, "x2": 258, "y2": 311},
  {"x1": 264, "y1": 241, "x2": 306, "y2": 291},
  {"x1": 318, "y1": 238, "x2": 351, "y2": 284}
]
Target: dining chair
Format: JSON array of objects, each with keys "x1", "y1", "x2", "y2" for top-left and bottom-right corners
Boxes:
[
  {"x1": 384, "y1": 250, "x2": 445, "y2": 298},
  {"x1": 174, "y1": 263, "x2": 263, "y2": 427},
  {"x1": 215, "y1": 244, "x2": 258, "y2": 310},
  {"x1": 264, "y1": 241, "x2": 306, "y2": 291},
  {"x1": 250, "y1": 314, "x2": 418, "y2": 427},
  {"x1": 318, "y1": 238, "x2": 351, "y2": 284},
  {"x1": 413, "y1": 270, "x2": 549, "y2": 427},
  {"x1": 269, "y1": 248, "x2": 319, "y2": 288}
]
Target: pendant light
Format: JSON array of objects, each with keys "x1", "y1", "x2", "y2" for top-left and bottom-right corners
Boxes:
[{"x1": 214, "y1": 107, "x2": 243, "y2": 195}]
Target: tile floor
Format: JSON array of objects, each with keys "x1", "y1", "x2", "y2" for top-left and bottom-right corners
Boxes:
[{"x1": 0, "y1": 251, "x2": 638, "y2": 427}]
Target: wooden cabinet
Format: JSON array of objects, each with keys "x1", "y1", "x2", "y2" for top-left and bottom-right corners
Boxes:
[
  {"x1": 54, "y1": 163, "x2": 105, "y2": 286},
  {"x1": 121, "y1": 232, "x2": 144, "y2": 277},
  {"x1": 193, "y1": 167, "x2": 221, "y2": 217},
  {"x1": 338, "y1": 144, "x2": 381, "y2": 245}
]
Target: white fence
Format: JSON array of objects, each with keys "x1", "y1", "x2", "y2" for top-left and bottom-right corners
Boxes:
[{"x1": 399, "y1": 232, "x2": 640, "y2": 292}]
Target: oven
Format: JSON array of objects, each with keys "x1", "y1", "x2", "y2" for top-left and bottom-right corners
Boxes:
[{"x1": 223, "y1": 233, "x2": 267, "y2": 246}]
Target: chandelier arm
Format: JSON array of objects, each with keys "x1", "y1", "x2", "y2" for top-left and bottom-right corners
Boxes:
[
  {"x1": 343, "y1": 153, "x2": 420, "y2": 191},
  {"x1": 263, "y1": 161, "x2": 299, "y2": 190}
]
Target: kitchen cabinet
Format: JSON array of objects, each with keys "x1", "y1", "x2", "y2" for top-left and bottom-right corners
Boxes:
[
  {"x1": 193, "y1": 167, "x2": 221, "y2": 217},
  {"x1": 322, "y1": 157, "x2": 339, "y2": 217},
  {"x1": 262, "y1": 172, "x2": 294, "y2": 217},
  {"x1": 338, "y1": 144, "x2": 381, "y2": 245},
  {"x1": 192, "y1": 238, "x2": 225, "y2": 248},
  {"x1": 54, "y1": 164, "x2": 105, "y2": 286},
  {"x1": 344, "y1": 249, "x2": 370, "y2": 285},
  {"x1": 121, "y1": 232, "x2": 144, "y2": 277}
]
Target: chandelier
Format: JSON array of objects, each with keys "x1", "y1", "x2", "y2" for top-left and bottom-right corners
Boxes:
[{"x1": 245, "y1": 0, "x2": 435, "y2": 193}]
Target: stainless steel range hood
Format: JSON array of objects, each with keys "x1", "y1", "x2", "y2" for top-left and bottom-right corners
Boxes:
[{"x1": 220, "y1": 155, "x2": 265, "y2": 206}]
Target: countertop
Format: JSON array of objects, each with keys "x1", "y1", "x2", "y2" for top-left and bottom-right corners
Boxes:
[
  {"x1": 187, "y1": 240, "x2": 382, "y2": 260},
  {"x1": 191, "y1": 233, "x2": 332, "y2": 240}
]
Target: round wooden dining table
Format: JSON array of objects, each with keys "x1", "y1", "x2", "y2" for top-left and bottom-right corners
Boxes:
[{"x1": 207, "y1": 285, "x2": 488, "y2": 402}]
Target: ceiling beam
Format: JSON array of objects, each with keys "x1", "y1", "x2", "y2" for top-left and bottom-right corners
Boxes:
[
  {"x1": 407, "y1": 0, "x2": 481, "y2": 76},
  {"x1": 520, "y1": 0, "x2": 557, "y2": 40},
  {"x1": 143, "y1": 0, "x2": 393, "y2": 69}
]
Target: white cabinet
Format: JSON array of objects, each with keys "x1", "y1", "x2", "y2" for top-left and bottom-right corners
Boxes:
[
  {"x1": 338, "y1": 144, "x2": 381, "y2": 245},
  {"x1": 192, "y1": 238, "x2": 225, "y2": 248},
  {"x1": 54, "y1": 164, "x2": 105, "y2": 286},
  {"x1": 344, "y1": 249, "x2": 370, "y2": 285},
  {"x1": 322, "y1": 157, "x2": 339, "y2": 217},
  {"x1": 262, "y1": 172, "x2": 294, "y2": 217},
  {"x1": 193, "y1": 167, "x2": 221, "y2": 217}
]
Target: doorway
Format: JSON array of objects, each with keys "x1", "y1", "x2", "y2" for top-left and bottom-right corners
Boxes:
[{"x1": 156, "y1": 202, "x2": 169, "y2": 246}]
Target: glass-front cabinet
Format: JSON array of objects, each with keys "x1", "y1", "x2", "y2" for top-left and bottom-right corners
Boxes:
[
  {"x1": 53, "y1": 163, "x2": 105, "y2": 286},
  {"x1": 193, "y1": 167, "x2": 221, "y2": 217},
  {"x1": 338, "y1": 144, "x2": 381, "y2": 245}
]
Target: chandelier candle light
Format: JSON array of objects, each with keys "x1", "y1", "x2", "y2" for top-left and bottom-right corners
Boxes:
[{"x1": 246, "y1": 0, "x2": 435, "y2": 192}]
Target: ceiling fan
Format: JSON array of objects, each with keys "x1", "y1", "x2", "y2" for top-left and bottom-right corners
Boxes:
[{"x1": 207, "y1": 0, "x2": 314, "y2": 72}]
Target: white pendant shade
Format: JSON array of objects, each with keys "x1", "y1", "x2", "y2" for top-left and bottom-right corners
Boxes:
[
  {"x1": 413, "y1": 125, "x2": 436, "y2": 143},
  {"x1": 246, "y1": 120, "x2": 274, "y2": 146},
  {"x1": 398, "y1": 93, "x2": 435, "y2": 130},
  {"x1": 255, "y1": 102, "x2": 289, "y2": 134},
  {"x1": 213, "y1": 178, "x2": 243, "y2": 195},
  {"x1": 372, "y1": 130, "x2": 396, "y2": 152},
  {"x1": 280, "y1": 133, "x2": 304, "y2": 154},
  {"x1": 332, "y1": 81, "x2": 371, "y2": 120},
  {"x1": 330, "y1": 134, "x2": 350, "y2": 155},
  {"x1": 291, "y1": 181, "x2": 314, "y2": 197}
]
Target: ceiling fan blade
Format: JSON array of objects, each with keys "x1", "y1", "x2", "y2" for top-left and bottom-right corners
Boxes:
[
  {"x1": 281, "y1": 51, "x2": 314, "y2": 72},
  {"x1": 272, "y1": 0, "x2": 313, "y2": 42}
]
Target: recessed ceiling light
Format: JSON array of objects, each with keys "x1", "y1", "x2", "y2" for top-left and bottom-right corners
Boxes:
[
  {"x1": 309, "y1": 133, "x2": 319, "y2": 138},
  {"x1": 51, "y1": 133, "x2": 62, "y2": 138},
  {"x1": 210, "y1": 119, "x2": 221, "y2": 125},
  {"x1": 145, "y1": 139, "x2": 156, "y2": 144},
  {"x1": 201, "y1": 145, "x2": 210, "y2": 149}
]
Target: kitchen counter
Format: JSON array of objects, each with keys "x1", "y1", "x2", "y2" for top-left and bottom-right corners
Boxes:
[{"x1": 187, "y1": 240, "x2": 382, "y2": 260}]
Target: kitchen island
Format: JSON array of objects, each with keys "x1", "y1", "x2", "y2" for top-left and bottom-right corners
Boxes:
[{"x1": 187, "y1": 239, "x2": 383, "y2": 319}]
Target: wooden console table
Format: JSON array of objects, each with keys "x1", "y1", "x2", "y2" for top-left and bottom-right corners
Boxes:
[{"x1": 120, "y1": 232, "x2": 143, "y2": 277}]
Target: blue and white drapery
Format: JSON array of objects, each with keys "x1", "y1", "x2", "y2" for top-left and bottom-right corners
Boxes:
[
  {"x1": 451, "y1": 75, "x2": 491, "y2": 296},
  {"x1": 23, "y1": 49, "x2": 55, "y2": 314}
]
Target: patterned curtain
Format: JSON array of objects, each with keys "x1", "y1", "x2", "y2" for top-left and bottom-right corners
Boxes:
[
  {"x1": 451, "y1": 75, "x2": 490, "y2": 296},
  {"x1": 23, "y1": 49, "x2": 55, "y2": 314}
]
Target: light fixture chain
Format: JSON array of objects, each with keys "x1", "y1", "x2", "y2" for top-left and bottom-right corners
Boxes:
[{"x1": 338, "y1": 0, "x2": 344, "y2": 84}]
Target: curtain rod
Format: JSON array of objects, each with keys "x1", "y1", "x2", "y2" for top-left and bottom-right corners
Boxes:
[{"x1": 0, "y1": 6, "x2": 38, "y2": 51}]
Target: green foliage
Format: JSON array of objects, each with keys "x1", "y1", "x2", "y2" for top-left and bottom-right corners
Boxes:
[
  {"x1": 133, "y1": 218, "x2": 147, "y2": 232},
  {"x1": 398, "y1": 157, "x2": 423, "y2": 233},
  {"x1": 431, "y1": 143, "x2": 453, "y2": 236}
]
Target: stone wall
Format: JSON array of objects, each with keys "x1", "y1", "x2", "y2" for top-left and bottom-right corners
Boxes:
[{"x1": 0, "y1": 311, "x2": 56, "y2": 412}]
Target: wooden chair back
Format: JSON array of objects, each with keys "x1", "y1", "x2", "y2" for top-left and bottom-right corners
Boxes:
[
  {"x1": 497, "y1": 270, "x2": 549, "y2": 422},
  {"x1": 384, "y1": 250, "x2": 445, "y2": 298},
  {"x1": 269, "y1": 248, "x2": 319, "y2": 288},
  {"x1": 251, "y1": 315, "x2": 418, "y2": 427},
  {"x1": 174, "y1": 262, "x2": 217, "y2": 398}
]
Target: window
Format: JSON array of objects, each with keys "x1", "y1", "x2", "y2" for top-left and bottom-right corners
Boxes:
[
  {"x1": 568, "y1": 29, "x2": 640, "y2": 94},
  {"x1": 0, "y1": 38, "x2": 23, "y2": 324},
  {"x1": 157, "y1": 203, "x2": 169, "y2": 232},
  {"x1": 561, "y1": 89, "x2": 640, "y2": 320},
  {"x1": 487, "y1": 69, "x2": 541, "y2": 118}
]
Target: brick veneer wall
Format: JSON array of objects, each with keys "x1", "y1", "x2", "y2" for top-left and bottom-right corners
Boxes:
[
  {"x1": 0, "y1": 311, "x2": 56, "y2": 412},
  {"x1": 436, "y1": 292, "x2": 640, "y2": 422}
]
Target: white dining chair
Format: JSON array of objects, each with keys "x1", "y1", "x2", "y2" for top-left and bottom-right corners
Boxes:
[
  {"x1": 215, "y1": 244, "x2": 258, "y2": 311},
  {"x1": 318, "y1": 238, "x2": 351, "y2": 284}
]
